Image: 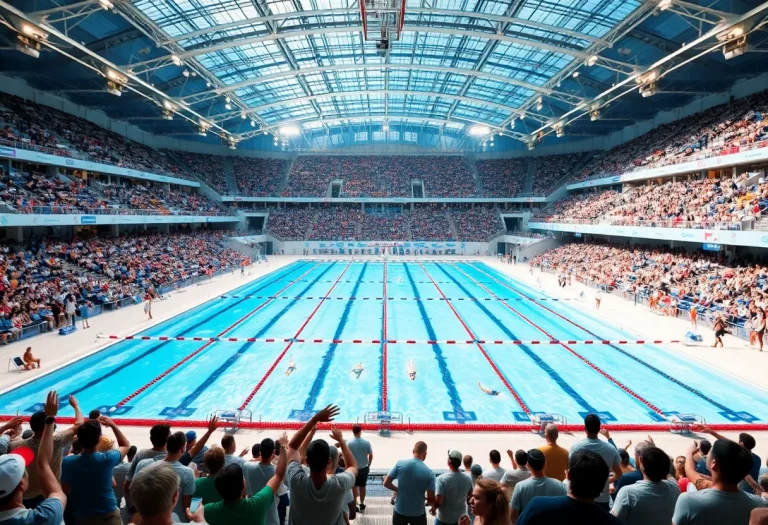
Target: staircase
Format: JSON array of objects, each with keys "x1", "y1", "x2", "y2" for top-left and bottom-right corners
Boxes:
[
  {"x1": 338, "y1": 497, "x2": 438, "y2": 525},
  {"x1": 224, "y1": 157, "x2": 238, "y2": 194},
  {"x1": 276, "y1": 156, "x2": 297, "y2": 196},
  {"x1": 446, "y1": 212, "x2": 460, "y2": 240},
  {"x1": 464, "y1": 155, "x2": 483, "y2": 195},
  {"x1": 522, "y1": 158, "x2": 536, "y2": 194}
]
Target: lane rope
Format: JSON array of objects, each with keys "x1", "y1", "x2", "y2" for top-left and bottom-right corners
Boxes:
[
  {"x1": 218, "y1": 295, "x2": 586, "y2": 301},
  {"x1": 236, "y1": 260, "x2": 355, "y2": 411},
  {"x1": 381, "y1": 261, "x2": 389, "y2": 411},
  {"x1": 95, "y1": 334, "x2": 683, "y2": 345}
]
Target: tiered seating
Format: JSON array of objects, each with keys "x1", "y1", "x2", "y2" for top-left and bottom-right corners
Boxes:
[
  {"x1": 532, "y1": 190, "x2": 621, "y2": 222},
  {"x1": 359, "y1": 213, "x2": 409, "y2": 241},
  {"x1": 266, "y1": 209, "x2": 317, "y2": 240},
  {"x1": 0, "y1": 169, "x2": 107, "y2": 213},
  {"x1": 233, "y1": 157, "x2": 287, "y2": 196},
  {"x1": 452, "y1": 207, "x2": 502, "y2": 241},
  {"x1": 576, "y1": 89, "x2": 768, "y2": 181},
  {"x1": 0, "y1": 93, "x2": 187, "y2": 179},
  {"x1": 309, "y1": 208, "x2": 363, "y2": 240},
  {"x1": 173, "y1": 152, "x2": 228, "y2": 193},
  {"x1": 101, "y1": 183, "x2": 225, "y2": 215},
  {"x1": 409, "y1": 208, "x2": 453, "y2": 241},
  {"x1": 476, "y1": 158, "x2": 527, "y2": 197},
  {"x1": 530, "y1": 153, "x2": 585, "y2": 195}
]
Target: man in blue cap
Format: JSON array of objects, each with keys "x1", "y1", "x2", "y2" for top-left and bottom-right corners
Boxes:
[{"x1": 180, "y1": 416, "x2": 219, "y2": 469}]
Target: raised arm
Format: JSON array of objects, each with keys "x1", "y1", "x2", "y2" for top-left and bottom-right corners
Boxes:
[
  {"x1": 39, "y1": 392, "x2": 67, "y2": 506},
  {"x1": 684, "y1": 443, "x2": 708, "y2": 486},
  {"x1": 287, "y1": 405, "x2": 340, "y2": 464},
  {"x1": 331, "y1": 425, "x2": 358, "y2": 477},
  {"x1": 267, "y1": 442, "x2": 288, "y2": 493},
  {"x1": 99, "y1": 416, "x2": 130, "y2": 459},
  {"x1": 187, "y1": 415, "x2": 219, "y2": 460}
]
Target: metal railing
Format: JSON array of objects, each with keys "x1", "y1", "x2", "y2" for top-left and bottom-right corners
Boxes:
[
  {"x1": 0, "y1": 137, "x2": 192, "y2": 181},
  {"x1": 602, "y1": 217, "x2": 746, "y2": 231},
  {"x1": 11, "y1": 204, "x2": 231, "y2": 217}
]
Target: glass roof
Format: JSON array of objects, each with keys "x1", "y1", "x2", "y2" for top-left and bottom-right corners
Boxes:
[{"x1": 131, "y1": 0, "x2": 642, "y2": 135}]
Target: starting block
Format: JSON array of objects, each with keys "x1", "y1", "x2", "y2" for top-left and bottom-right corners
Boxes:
[
  {"x1": 214, "y1": 409, "x2": 252, "y2": 432},
  {"x1": 365, "y1": 411, "x2": 403, "y2": 436},
  {"x1": 529, "y1": 413, "x2": 567, "y2": 434}
]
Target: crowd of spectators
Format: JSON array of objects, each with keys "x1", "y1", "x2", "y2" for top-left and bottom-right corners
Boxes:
[
  {"x1": 452, "y1": 207, "x2": 503, "y2": 241},
  {"x1": 281, "y1": 156, "x2": 477, "y2": 198},
  {"x1": 265, "y1": 207, "x2": 506, "y2": 241},
  {"x1": 172, "y1": 152, "x2": 229, "y2": 194},
  {"x1": 409, "y1": 207, "x2": 454, "y2": 241},
  {"x1": 534, "y1": 173, "x2": 768, "y2": 228},
  {"x1": 577, "y1": 89, "x2": 768, "y2": 182},
  {"x1": 531, "y1": 241, "x2": 768, "y2": 327},
  {"x1": 1, "y1": 397, "x2": 765, "y2": 525},
  {"x1": 531, "y1": 153, "x2": 586, "y2": 195},
  {"x1": 101, "y1": 183, "x2": 224, "y2": 216},
  {"x1": 0, "y1": 93, "x2": 187, "y2": 179},
  {"x1": 476, "y1": 158, "x2": 528, "y2": 197},
  {"x1": 233, "y1": 157, "x2": 288, "y2": 196}
]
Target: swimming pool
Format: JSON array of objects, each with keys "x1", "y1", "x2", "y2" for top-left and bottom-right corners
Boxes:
[{"x1": 2, "y1": 260, "x2": 766, "y2": 429}]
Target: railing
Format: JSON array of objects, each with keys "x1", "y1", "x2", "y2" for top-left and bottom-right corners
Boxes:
[
  {"x1": 602, "y1": 217, "x2": 746, "y2": 231},
  {"x1": 0, "y1": 137, "x2": 192, "y2": 181},
  {"x1": 11, "y1": 205, "x2": 232, "y2": 217},
  {"x1": 571, "y1": 140, "x2": 768, "y2": 184},
  {"x1": 530, "y1": 217, "x2": 598, "y2": 225}
]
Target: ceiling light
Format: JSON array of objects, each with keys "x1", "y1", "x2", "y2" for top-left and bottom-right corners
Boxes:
[
  {"x1": 382, "y1": 120, "x2": 389, "y2": 132},
  {"x1": 182, "y1": 70, "x2": 190, "y2": 78},
  {"x1": 225, "y1": 96, "x2": 231, "y2": 103},
  {"x1": 171, "y1": 54, "x2": 182, "y2": 66},
  {"x1": 19, "y1": 22, "x2": 47, "y2": 41},
  {"x1": 250, "y1": 120, "x2": 256, "y2": 127},
  {"x1": 206, "y1": 81, "x2": 211, "y2": 88},
  {"x1": 15, "y1": 35, "x2": 40, "y2": 58},
  {"x1": 162, "y1": 109, "x2": 173, "y2": 120},
  {"x1": 98, "y1": 0, "x2": 114, "y2": 9},
  {"x1": 263, "y1": 131, "x2": 269, "y2": 135},
  {"x1": 279, "y1": 124, "x2": 300, "y2": 137},
  {"x1": 240, "y1": 110, "x2": 247, "y2": 119},
  {"x1": 554, "y1": 121, "x2": 565, "y2": 138},
  {"x1": 572, "y1": 71, "x2": 580, "y2": 78},
  {"x1": 468, "y1": 124, "x2": 490, "y2": 136},
  {"x1": 527, "y1": 141, "x2": 535, "y2": 151},
  {"x1": 639, "y1": 82, "x2": 658, "y2": 98},
  {"x1": 105, "y1": 80, "x2": 123, "y2": 97},
  {"x1": 723, "y1": 36, "x2": 748, "y2": 60},
  {"x1": 536, "y1": 97, "x2": 543, "y2": 111},
  {"x1": 104, "y1": 67, "x2": 127, "y2": 85},
  {"x1": 163, "y1": 100, "x2": 175, "y2": 110},
  {"x1": 225, "y1": 103, "x2": 232, "y2": 110},
  {"x1": 658, "y1": 0, "x2": 672, "y2": 10},
  {"x1": 586, "y1": 55, "x2": 599, "y2": 67}
]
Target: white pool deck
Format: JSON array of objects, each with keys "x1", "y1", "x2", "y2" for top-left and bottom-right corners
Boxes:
[{"x1": 1, "y1": 254, "x2": 766, "y2": 470}]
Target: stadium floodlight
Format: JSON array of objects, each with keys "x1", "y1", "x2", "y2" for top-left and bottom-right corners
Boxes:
[
  {"x1": 171, "y1": 54, "x2": 182, "y2": 66},
  {"x1": 468, "y1": 124, "x2": 490, "y2": 136},
  {"x1": 228, "y1": 140, "x2": 237, "y2": 150},
  {"x1": 554, "y1": 121, "x2": 565, "y2": 137},
  {"x1": 18, "y1": 21, "x2": 48, "y2": 41},
  {"x1": 182, "y1": 70, "x2": 190, "y2": 78},
  {"x1": 263, "y1": 130, "x2": 269, "y2": 135},
  {"x1": 572, "y1": 71, "x2": 580, "y2": 78},
  {"x1": 723, "y1": 36, "x2": 748, "y2": 60},
  {"x1": 590, "y1": 102, "x2": 601, "y2": 121},
  {"x1": 198, "y1": 120, "x2": 210, "y2": 136},
  {"x1": 163, "y1": 100, "x2": 175, "y2": 111},
  {"x1": 162, "y1": 109, "x2": 173, "y2": 120},
  {"x1": 382, "y1": 120, "x2": 389, "y2": 132},
  {"x1": 639, "y1": 82, "x2": 658, "y2": 98},
  {"x1": 15, "y1": 35, "x2": 41, "y2": 58},
  {"x1": 250, "y1": 120, "x2": 256, "y2": 127},
  {"x1": 240, "y1": 110, "x2": 247, "y2": 119},
  {"x1": 98, "y1": 0, "x2": 114, "y2": 9},
  {"x1": 527, "y1": 141, "x2": 535, "y2": 151},
  {"x1": 586, "y1": 55, "x2": 599, "y2": 67},
  {"x1": 536, "y1": 97, "x2": 543, "y2": 111},
  {"x1": 104, "y1": 67, "x2": 127, "y2": 85},
  {"x1": 658, "y1": 0, "x2": 672, "y2": 11},
  {"x1": 224, "y1": 103, "x2": 232, "y2": 110},
  {"x1": 279, "y1": 124, "x2": 300, "y2": 137}
]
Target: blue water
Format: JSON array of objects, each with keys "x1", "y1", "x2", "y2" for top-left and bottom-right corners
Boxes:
[{"x1": 2, "y1": 260, "x2": 766, "y2": 426}]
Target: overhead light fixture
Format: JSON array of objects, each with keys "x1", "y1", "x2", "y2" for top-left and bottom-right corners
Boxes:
[
  {"x1": 590, "y1": 102, "x2": 601, "y2": 121},
  {"x1": 527, "y1": 141, "x2": 535, "y2": 151},
  {"x1": 98, "y1": 0, "x2": 114, "y2": 9},
  {"x1": 382, "y1": 120, "x2": 389, "y2": 132},
  {"x1": 572, "y1": 71, "x2": 580, "y2": 78},
  {"x1": 637, "y1": 69, "x2": 659, "y2": 84},
  {"x1": 206, "y1": 81, "x2": 211, "y2": 88},
  {"x1": 182, "y1": 70, "x2": 190, "y2": 78},
  {"x1": 554, "y1": 121, "x2": 565, "y2": 138},
  {"x1": 263, "y1": 131, "x2": 269, "y2": 135},
  {"x1": 105, "y1": 80, "x2": 123, "y2": 96},
  {"x1": 639, "y1": 82, "x2": 658, "y2": 98},
  {"x1": 170, "y1": 54, "x2": 182, "y2": 66},
  {"x1": 17, "y1": 21, "x2": 48, "y2": 41},
  {"x1": 658, "y1": 0, "x2": 672, "y2": 11},
  {"x1": 468, "y1": 124, "x2": 490, "y2": 136},
  {"x1": 163, "y1": 100, "x2": 175, "y2": 111},
  {"x1": 225, "y1": 103, "x2": 232, "y2": 110},
  {"x1": 536, "y1": 97, "x2": 543, "y2": 111},
  {"x1": 723, "y1": 36, "x2": 748, "y2": 60},
  {"x1": 162, "y1": 109, "x2": 173, "y2": 120},
  {"x1": 225, "y1": 96, "x2": 231, "y2": 103},
  {"x1": 229, "y1": 140, "x2": 237, "y2": 150},
  {"x1": 250, "y1": 120, "x2": 256, "y2": 127},
  {"x1": 279, "y1": 124, "x2": 300, "y2": 137},
  {"x1": 199, "y1": 121, "x2": 210, "y2": 136},
  {"x1": 586, "y1": 55, "x2": 599, "y2": 67},
  {"x1": 15, "y1": 35, "x2": 41, "y2": 58},
  {"x1": 104, "y1": 67, "x2": 127, "y2": 85},
  {"x1": 240, "y1": 110, "x2": 247, "y2": 119}
]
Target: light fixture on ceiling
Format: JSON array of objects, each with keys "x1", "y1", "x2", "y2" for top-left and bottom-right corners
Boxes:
[
  {"x1": 527, "y1": 141, "x2": 535, "y2": 151},
  {"x1": 590, "y1": 102, "x2": 601, "y2": 121},
  {"x1": 658, "y1": 0, "x2": 672, "y2": 10},
  {"x1": 723, "y1": 36, "x2": 748, "y2": 60},
  {"x1": 240, "y1": 110, "x2": 247, "y2": 119},
  {"x1": 468, "y1": 124, "x2": 490, "y2": 136},
  {"x1": 225, "y1": 103, "x2": 232, "y2": 110},
  {"x1": 263, "y1": 131, "x2": 269, "y2": 135},
  {"x1": 586, "y1": 55, "x2": 599, "y2": 67},
  {"x1": 572, "y1": 71, "x2": 580, "y2": 78},
  {"x1": 162, "y1": 109, "x2": 173, "y2": 120},
  {"x1": 639, "y1": 82, "x2": 658, "y2": 97},
  {"x1": 104, "y1": 66, "x2": 127, "y2": 96},
  {"x1": 171, "y1": 54, "x2": 183, "y2": 66},
  {"x1": 536, "y1": 97, "x2": 543, "y2": 111},
  {"x1": 163, "y1": 100, "x2": 175, "y2": 111},
  {"x1": 182, "y1": 70, "x2": 190, "y2": 78},
  {"x1": 206, "y1": 81, "x2": 211, "y2": 88},
  {"x1": 279, "y1": 124, "x2": 300, "y2": 137},
  {"x1": 228, "y1": 140, "x2": 237, "y2": 150},
  {"x1": 553, "y1": 121, "x2": 565, "y2": 138},
  {"x1": 250, "y1": 120, "x2": 256, "y2": 127},
  {"x1": 382, "y1": 120, "x2": 389, "y2": 132},
  {"x1": 198, "y1": 121, "x2": 210, "y2": 136},
  {"x1": 98, "y1": 0, "x2": 114, "y2": 9}
]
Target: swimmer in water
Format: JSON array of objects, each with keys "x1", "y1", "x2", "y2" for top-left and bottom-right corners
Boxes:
[
  {"x1": 478, "y1": 382, "x2": 500, "y2": 396},
  {"x1": 351, "y1": 362, "x2": 365, "y2": 379},
  {"x1": 407, "y1": 359, "x2": 416, "y2": 381},
  {"x1": 285, "y1": 357, "x2": 296, "y2": 376}
]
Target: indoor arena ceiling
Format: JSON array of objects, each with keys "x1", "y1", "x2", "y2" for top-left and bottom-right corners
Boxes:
[{"x1": 1, "y1": 0, "x2": 768, "y2": 148}]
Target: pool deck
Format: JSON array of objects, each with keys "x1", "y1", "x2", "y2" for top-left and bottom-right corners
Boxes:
[{"x1": 1, "y1": 254, "x2": 766, "y2": 468}]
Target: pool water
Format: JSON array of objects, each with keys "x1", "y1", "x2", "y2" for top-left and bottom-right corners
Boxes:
[{"x1": 1, "y1": 260, "x2": 766, "y2": 427}]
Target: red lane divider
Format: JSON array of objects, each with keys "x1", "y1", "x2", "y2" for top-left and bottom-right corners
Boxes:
[
  {"x1": 237, "y1": 260, "x2": 354, "y2": 411},
  {"x1": 8, "y1": 414, "x2": 764, "y2": 432},
  {"x1": 218, "y1": 295, "x2": 585, "y2": 301},
  {"x1": 96, "y1": 334, "x2": 682, "y2": 345},
  {"x1": 381, "y1": 261, "x2": 389, "y2": 411},
  {"x1": 417, "y1": 261, "x2": 531, "y2": 415},
  {"x1": 453, "y1": 263, "x2": 666, "y2": 417},
  {"x1": 113, "y1": 263, "x2": 323, "y2": 408}
]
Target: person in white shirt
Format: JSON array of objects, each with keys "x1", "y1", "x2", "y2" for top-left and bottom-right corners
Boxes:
[
  {"x1": 612, "y1": 446, "x2": 680, "y2": 525},
  {"x1": 510, "y1": 449, "x2": 566, "y2": 523}
]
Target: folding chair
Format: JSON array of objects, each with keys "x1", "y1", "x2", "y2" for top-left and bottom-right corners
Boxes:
[{"x1": 7, "y1": 357, "x2": 25, "y2": 372}]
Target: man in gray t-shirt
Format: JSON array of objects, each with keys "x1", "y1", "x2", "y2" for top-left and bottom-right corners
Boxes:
[
  {"x1": 243, "y1": 437, "x2": 285, "y2": 525},
  {"x1": 432, "y1": 451, "x2": 472, "y2": 525},
  {"x1": 385, "y1": 441, "x2": 437, "y2": 524},
  {"x1": 347, "y1": 425, "x2": 373, "y2": 511},
  {"x1": 284, "y1": 405, "x2": 358, "y2": 525},
  {"x1": 510, "y1": 449, "x2": 566, "y2": 522},
  {"x1": 570, "y1": 415, "x2": 622, "y2": 509},
  {"x1": 481, "y1": 450, "x2": 507, "y2": 483}
]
